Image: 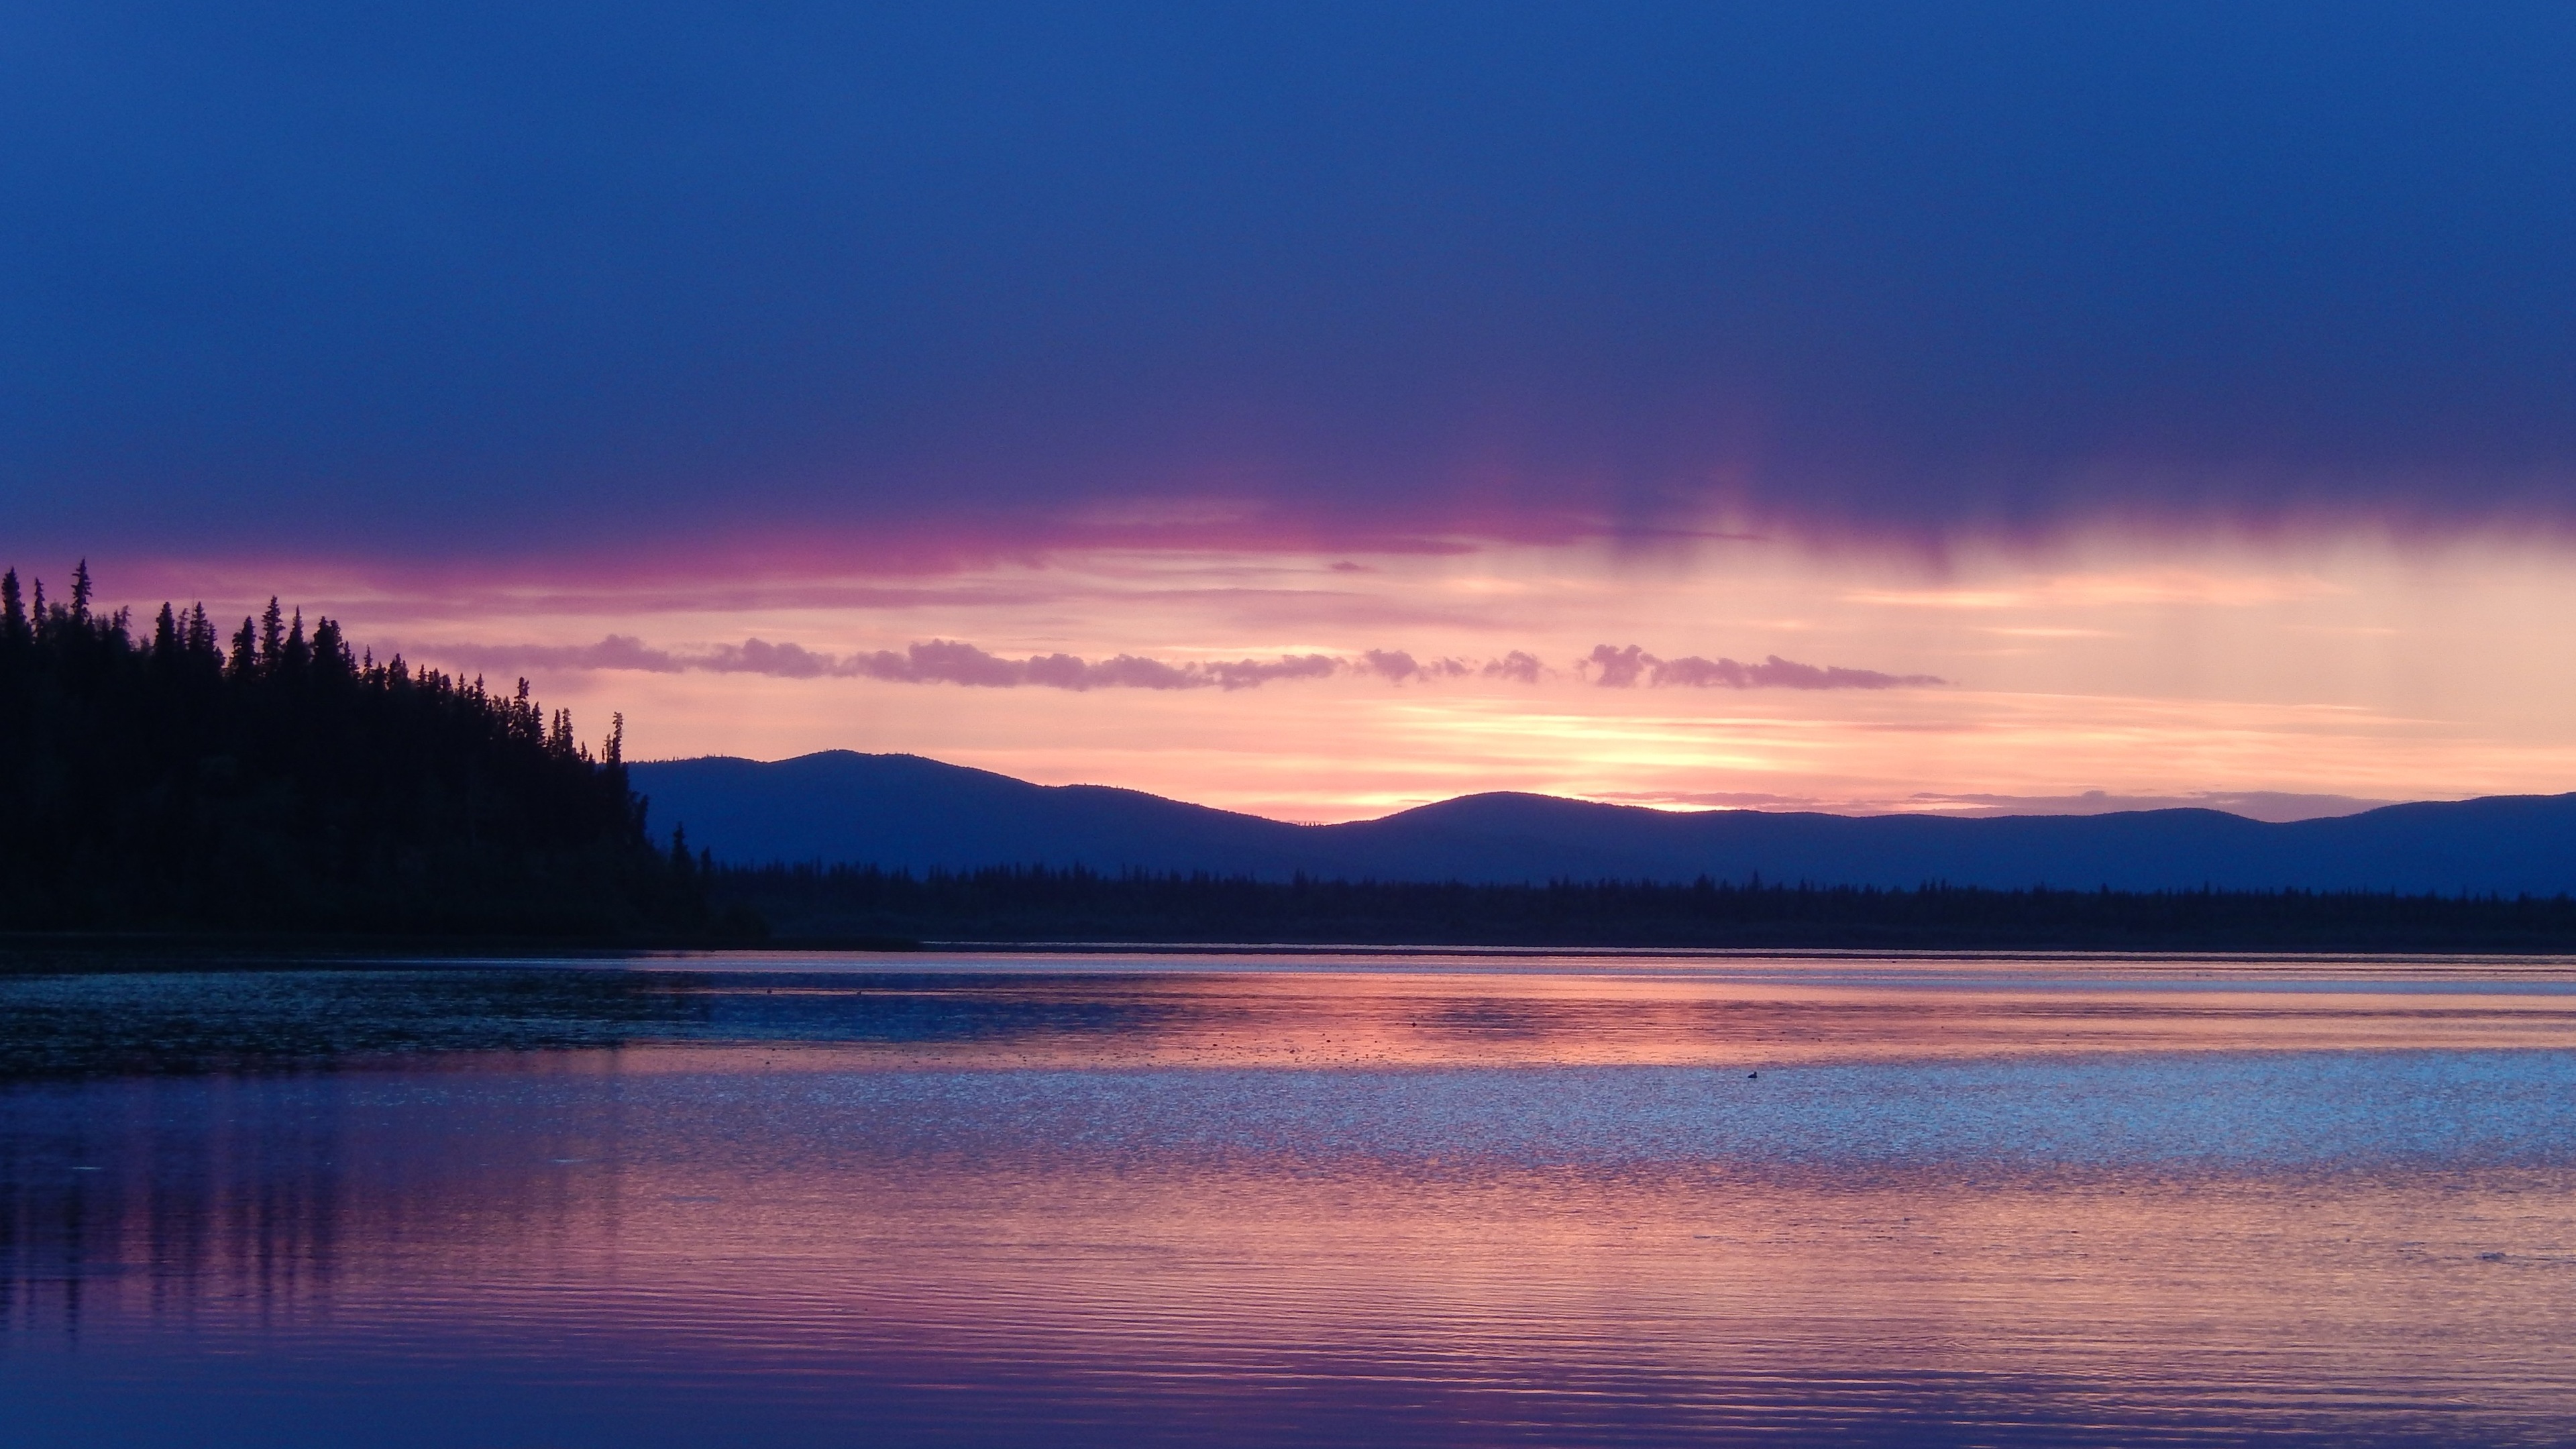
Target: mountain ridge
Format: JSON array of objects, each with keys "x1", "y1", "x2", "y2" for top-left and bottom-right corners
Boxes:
[{"x1": 629, "y1": 751, "x2": 2576, "y2": 895}]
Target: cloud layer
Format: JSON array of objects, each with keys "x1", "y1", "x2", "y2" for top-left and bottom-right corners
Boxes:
[
  {"x1": 1582, "y1": 645, "x2": 1945, "y2": 691},
  {"x1": 435, "y1": 637, "x2": 1928, "y2": 693}
]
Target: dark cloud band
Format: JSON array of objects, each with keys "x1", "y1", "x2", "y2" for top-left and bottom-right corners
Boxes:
[{"x1": 10, "y1": 7, "x2": 2576, "y2": 559}]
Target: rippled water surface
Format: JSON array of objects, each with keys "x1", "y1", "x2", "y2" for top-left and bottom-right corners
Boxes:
[{"x1": 7, "y1": 951, "x2": 2576, "y2": 1446}]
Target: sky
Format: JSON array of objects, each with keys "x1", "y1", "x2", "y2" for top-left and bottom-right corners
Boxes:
[{"x1": 10, "y1": 2, "x2": 2576, "y2": 820}]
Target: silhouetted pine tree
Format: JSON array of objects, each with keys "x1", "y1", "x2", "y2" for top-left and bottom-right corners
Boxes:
[
  {"x1": 0, "y1": 563, "x2": 727, "y2": 939},
  {"x1": 2, "y1": 571, "x2": 28, "y2": 647}
]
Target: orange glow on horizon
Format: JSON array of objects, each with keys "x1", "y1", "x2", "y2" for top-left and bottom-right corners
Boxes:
[{"x1": 78, "y1": 525, "x2": 2576, "y2": 821}]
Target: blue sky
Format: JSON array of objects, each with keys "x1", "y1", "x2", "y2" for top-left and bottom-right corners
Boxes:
[
  {"x1": 9, "y1": 2, "x2": 2576, "y2": 560},
  {"x1": 15, "y1": 3, "x2": 2576, "y2": 817}
]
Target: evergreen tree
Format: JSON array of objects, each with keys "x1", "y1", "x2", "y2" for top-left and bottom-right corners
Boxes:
[
  {"x1": 0, "y1": 561, "x2": 719, "y2": 939},
  {"x1": 258, "y1": 598, "x2": 284, "y2": 670},
  {"x1": 229, "y1": 618, "x2": 258, "y2": 678}
]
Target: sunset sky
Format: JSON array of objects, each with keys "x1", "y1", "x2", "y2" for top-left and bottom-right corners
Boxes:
[{"x1": 12, "y1": 4, "x2": 2576, "y2": 821}]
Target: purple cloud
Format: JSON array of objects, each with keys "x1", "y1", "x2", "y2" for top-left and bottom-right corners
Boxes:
[
  {"x1": 1201, "y1": 654, "x2": 1342, "y2": 689},
  {"x1": 1585, "y1": 644, "x2": 1944, "y2": 690},
  {"x1": 429, "y1": 635, "x2": 1573, "y2": 692},
  {"x1": 425, "y1": 634, "x2": 687, "y2": 673},
  {"x1": 704, "y1": 638, "x2": 840, "y2": 678},
  {"x1": 849, "y1": 639, "x2": 1038, "y2": 687},
  {"x1": 1358, "y1": 649, "x2": 1422, "y2": 682},
  {"x1": 855, "y1": 641, "x2": 1343, "y2": 691}
]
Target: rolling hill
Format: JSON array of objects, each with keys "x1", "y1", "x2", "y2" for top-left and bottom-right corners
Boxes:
[{"x1": 629, "y1": 751, "x2": 2576, "y2": 895}]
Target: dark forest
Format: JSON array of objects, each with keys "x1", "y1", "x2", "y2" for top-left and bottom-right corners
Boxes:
[
  {"x1": 0, "y1": 562, "x2": 721, "y2": 938},
  {"x1": 717, "y1": 862, "x2": 2576, "y2": 953}
]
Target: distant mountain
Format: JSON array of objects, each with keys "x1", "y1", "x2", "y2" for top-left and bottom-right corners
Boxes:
[{"x1": 629, "y1": 751, "x2": 2576, "y2": 895}]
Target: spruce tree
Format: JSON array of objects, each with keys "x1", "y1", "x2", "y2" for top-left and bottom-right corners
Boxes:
[
  {"x1": 0, "y1": 561, "x2": 712, "y2": 938},
  {"x1": 259, "y1": 598, "x2": 284, "y2": 669}
]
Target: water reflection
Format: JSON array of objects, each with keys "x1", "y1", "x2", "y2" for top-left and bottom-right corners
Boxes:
[
  {"x1": 0, "y1": 965, "x2": 716, "y2": 1078},
  {"x1": 5, "y1": 957, "x2": 2576, "y2": 1445},
  {"x1": 13, "y1": 955, "x2": 2576, "y2": 1076}
]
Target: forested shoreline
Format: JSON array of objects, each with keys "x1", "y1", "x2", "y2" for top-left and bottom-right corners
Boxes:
[
  {"x1": 13, "y1": 560, "x2": 2576, "y2": 953},
  {"x1": 714, "y1": 861, "x2": 2576, "y2": 953},
  {"x1": 0, "y1": 562, "x2": 733, "y2": 939}
]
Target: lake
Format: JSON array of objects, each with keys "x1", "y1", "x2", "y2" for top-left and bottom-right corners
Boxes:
[{"x1": 7, "y1": 950, "x2": 2576, "y2": 1446}]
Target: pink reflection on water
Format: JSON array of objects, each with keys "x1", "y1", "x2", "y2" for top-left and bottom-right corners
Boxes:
[
  {"x1": 620, "y1": 956, "x2": 2576, "y2": 1069},
  {"x1": 8, "y1": 963, "x2": 2576, "y2": 1445}
]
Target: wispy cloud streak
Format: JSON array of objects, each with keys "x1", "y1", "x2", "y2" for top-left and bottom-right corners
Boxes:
[
  {"x1": 433, "y1": 635, "x2": 1932, "y2": 694},
  {"x1": 844, "y1": 641, "x2": 1340, "y2": 691},
  {"x1": 434, "y1": 636, "x2": 1542, "y2": 692},
  {"x1": 1583, "y1": 644, "x2": 1945, "y2": 690},
  {"x1": 1355, "y1": 649, "x2": 1546, "y2": 684}
]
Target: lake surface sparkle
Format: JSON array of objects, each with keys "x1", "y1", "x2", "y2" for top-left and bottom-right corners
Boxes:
[{"x1": 6, "y1": 952, "x2": 2576, "y2": 1446}]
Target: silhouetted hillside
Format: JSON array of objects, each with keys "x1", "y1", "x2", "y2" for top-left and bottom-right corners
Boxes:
[
  {"x1": 0, "y1": 563, "x2": 716, "y2": 938},
  {"x1": 634, "y1": 751, "x2": 2576, "y2": 895}
]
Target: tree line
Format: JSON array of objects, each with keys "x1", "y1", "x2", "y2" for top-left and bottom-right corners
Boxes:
[
  {"x1": 712, "y1": 860, "x2": 2576, "y2": 951},
  {"x1": 0, "y1": 561, "x2": 740, "y2": 938},
  {"x1": 17, "y1": 557, "x2": 2573, "y2": 951}
]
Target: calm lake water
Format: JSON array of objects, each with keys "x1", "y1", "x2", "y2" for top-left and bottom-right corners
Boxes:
[{"x1": 8, "y1": 950, "x2": 2576, "y2": 1446}]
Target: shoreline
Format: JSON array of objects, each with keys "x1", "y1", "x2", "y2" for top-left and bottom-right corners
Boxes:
[{"x1": 11, "y1": 930, "x2": 2576, "y2": 965}]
